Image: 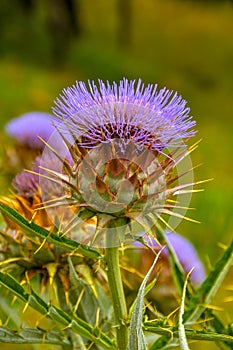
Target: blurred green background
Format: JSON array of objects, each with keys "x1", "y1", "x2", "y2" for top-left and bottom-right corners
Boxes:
[{"x1": 0, "y1": 0, "x2": 232, "y2": 349}]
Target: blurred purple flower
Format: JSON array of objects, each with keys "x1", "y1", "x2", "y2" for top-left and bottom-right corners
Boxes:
[
  {"x1": 134, "y1": 231, "x2": 206, "y2": 285},
  {"x1": 5, "y1": 112, "x2": 56, "y2": 149}
]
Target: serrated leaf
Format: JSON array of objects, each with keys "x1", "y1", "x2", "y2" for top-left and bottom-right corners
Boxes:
[
  {"x1": 127, "y1": 250, "x2": 162, "y2": 350},
  {"x1": 48, "y1": 305, "x2": 70, "y2": 326},
  {"x1": 68, "y1": 257, "x2": 102, "y2": 326},
  {"x1": 184, "y1": 238, "x2": 233, "y2": 324},
  {"x1": 0, "y1": 272, "x2": 28, "y2": 302},
  {"x1": 0, "y1": 326, "x2": 71, "y2": 345},
  {"x1": 144, "y1": 323, "x2": 233, "y2": 345},
  {"x1": 0, "y1": 203, "x2": 100, "y2": 260},
  {"x1": 28, "y1": 290, "x2": 49, "y2": 315},
  {"x1": 0, "y1": 271, "x2": 115, "y2": 349}
]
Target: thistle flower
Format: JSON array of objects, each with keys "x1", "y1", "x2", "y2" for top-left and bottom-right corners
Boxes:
[
  {"x1": 40, "y1": 78, "x2": 197, "y2": 247},
  {"x1": 53, "y1": 79, "x2": 195, "y2": 150}
]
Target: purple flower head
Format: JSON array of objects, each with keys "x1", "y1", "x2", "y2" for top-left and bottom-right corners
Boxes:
[
  {"x1": 134, "y1": 231, "x2": 206, "y2": 285},
  {"x1": 12, "y1": 154, "x2": 66, "y2": 199},
  {"x1": 53, "y1": 78, "x2": 196, "y2": 151},
  {"x1": 5, "y1": 112, "x2": 56, "y2": 149}
]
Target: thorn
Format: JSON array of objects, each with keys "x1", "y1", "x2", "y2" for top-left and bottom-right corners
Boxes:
[
  {"x1": 33, "y1": 231, "x2": 53, "y2": 255},
  {"x1": 22, "y1": 301, "x2": 29, "y2": 314}
]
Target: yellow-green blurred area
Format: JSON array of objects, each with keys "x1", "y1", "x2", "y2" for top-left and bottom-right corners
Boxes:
[{"x1": 0, "y1": 0, "x2": 232, "y2": 349}]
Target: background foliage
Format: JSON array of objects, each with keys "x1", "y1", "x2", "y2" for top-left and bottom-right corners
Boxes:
[{"x1": 0, "y1": 0, "x2": 232, "y2": 349}]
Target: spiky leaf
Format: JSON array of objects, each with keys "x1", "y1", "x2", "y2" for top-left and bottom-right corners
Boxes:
[
  {"x1": 0, "y1": 203, "x2": 101, "y2": 260},
  {"x1": 0, "y1": 271, "x2": 115, "y2": 349},
  {"x1": 0, "y1": 326, "x2": 72, "y2": 345},
  {"x1": 184, "y1": 238, "x2": 233, "y2": 324},
  {"x1": 127, "y1": 250, "x2": 162, "y2": 350},
  {"x1": 144, "y1": 323, "x2": 233, "y2": 346},
  {"x1": 178, "y1": 273, "x2": 191, "y2": 350}
]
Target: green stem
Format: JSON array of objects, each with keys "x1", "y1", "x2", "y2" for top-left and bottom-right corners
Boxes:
[{"x1": 105, "y1": 243, "x2": 128, "y2": 350}]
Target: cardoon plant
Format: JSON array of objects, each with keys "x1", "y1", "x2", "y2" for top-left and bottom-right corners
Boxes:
[
  {"x1": 41, "y1": 79, "x2": 196, "y2": 244},
  {"x1": 0, "y1": 78, "x2": 232, "y2": 350},
  {"x1": 39, "y1": 78, "x2": 197, "y2": 348}
]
